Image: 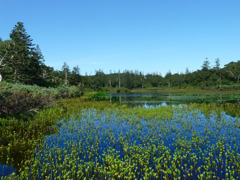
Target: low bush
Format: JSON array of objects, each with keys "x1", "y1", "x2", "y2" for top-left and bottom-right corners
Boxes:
[{"x1": 0, "y1": 82, "x2": 83, "y2": 120}]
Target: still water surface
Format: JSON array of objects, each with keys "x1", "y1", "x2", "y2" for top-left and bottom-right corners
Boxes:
[
  {"x1": 1, "y1": 93, "x2": 239, "y2": 178},
  {"x1": 108, "y1": 92, "x2": 240, "y2": 107}
]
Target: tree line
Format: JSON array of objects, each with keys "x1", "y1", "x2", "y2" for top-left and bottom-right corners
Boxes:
[{"x1": 0, "y1": 22, "x2": 240, "y2": 91}]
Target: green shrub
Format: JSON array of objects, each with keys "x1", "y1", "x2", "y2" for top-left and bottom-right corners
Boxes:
[{"x1": 0, "y1": 82, "x2": 83, "y2": 120}]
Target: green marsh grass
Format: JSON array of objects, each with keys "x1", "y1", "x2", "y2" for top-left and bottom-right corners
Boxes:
[
  {"x1": 1, "y1": 98, "x2": 240, "y2": 179},
  {"x1": 0, "y1": 98, "x2": 116, "y2": 178}
]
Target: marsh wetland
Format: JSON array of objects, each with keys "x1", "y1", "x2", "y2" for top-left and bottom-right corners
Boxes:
[
  {"x1": 109, "y1": 92, "x2": 240, "y2": 106},
  {"x1": 2, "y1": 7, "x2": 240, "y2": 180},
  {"x1": 1, "y1": 93, "x2": 240, "y2": 179}
]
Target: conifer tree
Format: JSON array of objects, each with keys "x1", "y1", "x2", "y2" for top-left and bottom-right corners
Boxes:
[
  {"x1": 214, "y1": 58, "x2": 220, "y2": 70},
  {"x1": 6, "y1": 22, "x2": 44, "y2": 84},
  {"x1": 71, "y1": 65, "x2": 82, "y2": 86},
  {"x1": 201, "y1": 58, "x2": 210, "y2": 71}
]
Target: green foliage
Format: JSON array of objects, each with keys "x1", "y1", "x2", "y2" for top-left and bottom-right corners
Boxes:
[
  {"x1": 0, "y1": 82, "x2": 83, "y2": 120},
  {"x1": 224, "y1": 60, "x2": 240, "y2": 83},
  {"x1": 201, "y1": 58, "x2": 211, "y2": 71},
  {"x1": 76, "y1": 61, "x2": 240, "y2": 91},
  {"x1": 223, "y1": 103, "x2": 240, "y2": 117},
  {"x1": 1, "y1": 22, "x2": 44, "y2": 84},
  {"x1": 84, "y1": 92, "x2": 109, "y2": 101}
]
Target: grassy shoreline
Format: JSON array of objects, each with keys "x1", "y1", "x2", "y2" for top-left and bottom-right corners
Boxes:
[{"x1": 131, "y1": 87, "x2": 240, "y2": 94}]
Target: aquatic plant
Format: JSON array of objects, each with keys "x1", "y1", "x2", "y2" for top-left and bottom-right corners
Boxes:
[
  {"x1": 0, "y1": 99, "x2": 116, "y2": 178},
  {"x1": 3, "y1": 103, "x2": 240, "y2": 179}
]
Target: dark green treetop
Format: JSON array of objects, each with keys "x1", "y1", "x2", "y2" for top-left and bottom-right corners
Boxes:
[
  {"x1": 5, "y1": 22, "x2": 44, "y2": 84},
  {"x1": 202, "y1": 58, "x2": 210, "y2": 71},
  {"x1": 214, "y1": 58, "x2": 220, "y2": 70}
]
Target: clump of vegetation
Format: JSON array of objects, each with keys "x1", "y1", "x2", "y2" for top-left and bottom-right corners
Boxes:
[
  {"x1": 0, "y1": 82, "x2": 83, "y2": 120},
  {"x1": 84, "y1": 92, "x2": 109, "y2": 101}
]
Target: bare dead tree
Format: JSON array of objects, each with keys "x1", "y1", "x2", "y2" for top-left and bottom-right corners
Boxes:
[
  {"x1": 0, "y1": 50, "x2": 8, "y2": 82},
  {"x1": 118, "y1": 70, "x2": 121, "y2": 88},
  {"x1": 109, "y1": 79, "x2": 112, "y2": 88}
]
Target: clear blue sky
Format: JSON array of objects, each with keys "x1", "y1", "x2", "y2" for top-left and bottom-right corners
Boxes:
[{"x1": 1, "y1": 0, "x2": 240, "y2": 75}]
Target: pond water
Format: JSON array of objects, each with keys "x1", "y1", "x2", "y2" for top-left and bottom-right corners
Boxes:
[
  {"x1": 20, "y1": 108, "x2": 240, "y2": 179},
  {"x1": 1, "y1": 93, "x2": 240, "y2": 178},
  {"x1": 108, "y1": 92, "x2": 240, "y2": 107},
  {"x1": 0, "y1": 164, "x2": 16, "y2": 178}
]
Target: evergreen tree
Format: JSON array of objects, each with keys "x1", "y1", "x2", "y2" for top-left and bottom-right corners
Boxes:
[
  {"x1": 5, "y1": 22, "x2": 44, "y2": 84},
  {"x1": 201, "y1": 58, "x2": 210, "y2": 71},
  {"x1": 214, "y1": 58, "x2": 220, "y2": 70},
  {"x1": 40, "y1": 64, "x2": 56, "y2": 87},
  {"x1": 123, "y1": 70, "x2": 134, "y2": 89},
  {"x1": 165, "y1": 70, "x2": 172, "y2": 87},
  {"x1": 94, "y1": 69, "x2": 105, "y2": 90},
  {"x1": 185, "y1": 67, "x2": 190, "y2": 74},
  {"x1": 71, "y1": 65, "x2": 82, "y2": 86},
  {"x1": 72, "y1": 66, "x2": 80, "y2": 75}
]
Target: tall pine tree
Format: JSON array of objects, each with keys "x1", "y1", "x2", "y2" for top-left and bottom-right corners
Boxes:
[{"x1": 5, "y1": 22, "x2": 44, "y2": 84}]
